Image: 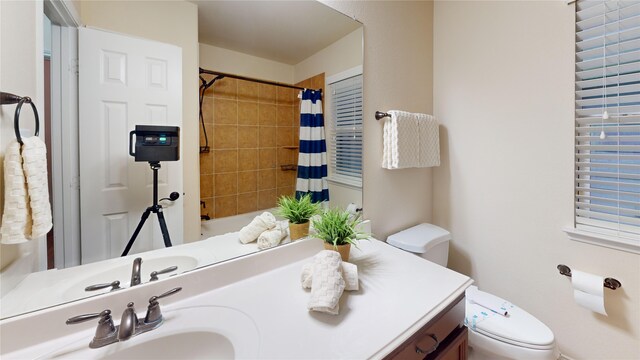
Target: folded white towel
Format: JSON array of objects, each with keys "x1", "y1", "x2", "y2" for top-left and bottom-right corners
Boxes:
[
  {"x1": 257, "y1": 222, "x2": 287, "y2": 249},
  {"x1": 382, "y1": 110, "x2": 440, "y2": 169},
  {"x1": 238, "y1": 212, "x2": 276, "y2": 244},
  {"x1": 466, "y1": 285, "x2": 509, "y2": 316},
  {"x1": 1, "y1": 140, "x2": 31, "y2": 244},
  {"x1": 301, "y1": 261, "x2": 359, "y2": 291},
  {"x1": 21, "y1": 136, "x2": 53, "y2": 239},
  {"x1": 307, "y1": 250, "x2": 345, "y2": 315}
]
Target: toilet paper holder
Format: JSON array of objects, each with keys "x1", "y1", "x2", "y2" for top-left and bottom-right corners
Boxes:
[{"x1": 557, "y1": 264, "x2": 622, "y2": 290}]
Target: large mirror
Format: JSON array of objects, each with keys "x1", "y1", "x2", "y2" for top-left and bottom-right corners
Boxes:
[{"x1": 0, "y1": 0, "x2": 363, "y2": 319}]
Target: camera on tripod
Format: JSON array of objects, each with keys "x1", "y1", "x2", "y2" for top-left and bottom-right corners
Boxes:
[
  {"x1": 122, "y1": 125, "x2": 181, "y2": 257},
  {"x1": 129, "y1": 125, "x2": 180, "y2": 162}
]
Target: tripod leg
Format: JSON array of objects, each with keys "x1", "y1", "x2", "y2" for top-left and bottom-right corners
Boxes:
[
  {"x1": 121, "y1": 207, "x2": 152, "y2": 257},
  {"x1": 156, "y1": 209, "x2": 173, "y2": 248}
]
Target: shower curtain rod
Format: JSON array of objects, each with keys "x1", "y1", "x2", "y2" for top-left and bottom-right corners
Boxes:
[{"x1": 199, "y1": 68, "x2": 319, "y2": 92}]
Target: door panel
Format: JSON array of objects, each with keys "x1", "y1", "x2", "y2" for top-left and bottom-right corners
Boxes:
[{"x1": 79, "y1": 27, "x2": 183, "y2": 264}]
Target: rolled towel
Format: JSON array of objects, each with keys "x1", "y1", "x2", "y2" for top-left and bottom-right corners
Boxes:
[
  {"x1": 308, "y1": 250, "x2": 345, "y2": 315},
  {"x1": 22, "y1": 136, "x2": 52, "y2": 239},
  {"x1": 341, "y1": 262, "x2": 359, "y2": 291},
  {"x1": 238, "y1": 212, "x2": 276, "y2": 244},
  {"x1": 301, "y1": 262, "x2": 358, "y2": 291},
  {"x1": 257, "y1": 222, "x2": 287, "y2": 249}
]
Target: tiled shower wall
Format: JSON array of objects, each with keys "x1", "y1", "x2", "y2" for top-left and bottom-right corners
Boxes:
[{"x1": 199, "y1": 76, "x2": 300, "y2": 219}]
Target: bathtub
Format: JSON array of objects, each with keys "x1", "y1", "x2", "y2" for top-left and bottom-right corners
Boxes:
[{"x1": 201, "y1": 208, "x2": 281, "y2": 239}]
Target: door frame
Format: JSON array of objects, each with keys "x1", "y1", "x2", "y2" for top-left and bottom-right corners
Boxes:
[{"x1": 45, "y1": 0, "x2": 80, "y2": 268}]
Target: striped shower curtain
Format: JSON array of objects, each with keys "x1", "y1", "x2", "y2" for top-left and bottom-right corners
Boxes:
[{"x1": 296, "y1": 89, "x2": 329, "y2": 203}]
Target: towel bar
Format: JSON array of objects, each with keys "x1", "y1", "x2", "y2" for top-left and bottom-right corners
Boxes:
[
  {"x1": 557, "y1": 264, "x2": 621, "y2": 290},
  {"x1": 375, "y1": 111, "x2": 391, "y2": 120},
  {"x1": 1, "y1": 91, "x2": 40, "y2": 145}
]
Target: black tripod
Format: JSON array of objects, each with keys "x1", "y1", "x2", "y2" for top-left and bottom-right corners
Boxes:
[{"x1": 121, "y1": 162, "x2": 172, "y2": 256}]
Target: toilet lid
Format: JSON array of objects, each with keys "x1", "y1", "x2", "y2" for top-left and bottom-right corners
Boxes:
[{"x1": 465, "y1": 296, "x2": 555, "y2": 350}]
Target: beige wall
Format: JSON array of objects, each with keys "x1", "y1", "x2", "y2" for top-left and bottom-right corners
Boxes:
[
  {"x1": 321, "y1": 1, "x2": 434, "y2": 240},
  {"x1": 294, "y1": 27, "x2": 363, "y2": 83},
  {"x1": 0, "y1": 0, "x2": 44, "y2": 289},
  {"x1": 80, "y1": 0, "x2": 200, "y2": 243},
  {"x1": 199, "y1": 43, "x2": 293, "y2": 84},
  {"x1": 433, "y1": 1, "x2": 640, "y2": 359}
]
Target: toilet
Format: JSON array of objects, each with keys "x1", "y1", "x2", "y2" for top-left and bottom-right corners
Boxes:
[{"x1": 387, "y1": 223, "x2": 559, "y2": 360}]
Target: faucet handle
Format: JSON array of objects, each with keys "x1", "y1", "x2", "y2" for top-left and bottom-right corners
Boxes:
[
  {"x1": 149, "y1": 266, "x2": 178, "y2": 281},
  {"x1": 84, "y1": 280, "x2": 121, "y2": 292},
  {"x1": 144, "y1": 287, "x2": 182, "y2": 324},
  {"x1": 67, "y1": 310, "x2": 117, "y2": 348}
]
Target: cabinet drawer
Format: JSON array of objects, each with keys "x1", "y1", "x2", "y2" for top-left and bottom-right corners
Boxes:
[{"x1": 384, "y1": 295, "x2": 466, "y2": 360}]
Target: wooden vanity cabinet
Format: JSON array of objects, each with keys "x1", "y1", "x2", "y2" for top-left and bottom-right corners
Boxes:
[{"x1": 383, "y1": 294, "x2": 467, "y2": 360}]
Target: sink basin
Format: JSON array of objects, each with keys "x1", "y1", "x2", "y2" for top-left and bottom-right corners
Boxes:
[
  {"x1": 63, "y1": 256, "x2": 199, "y2": 300},
  {"x1": 37, "y1": 306, "x2": 259, "y2": 360}
]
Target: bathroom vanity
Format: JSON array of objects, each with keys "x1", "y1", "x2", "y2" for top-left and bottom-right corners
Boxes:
[{"x1": 0, "y1": 237, "x2": 472, "y2": 359}]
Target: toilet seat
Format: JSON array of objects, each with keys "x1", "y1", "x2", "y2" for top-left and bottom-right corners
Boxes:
[{"x1": 465, "y1": 294, "x2": 555, "y2": 351}]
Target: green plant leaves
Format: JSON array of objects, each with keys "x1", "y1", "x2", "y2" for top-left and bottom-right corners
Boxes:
[{"x1": 276, "y1": 194, "x2": 321, "y2": 224}]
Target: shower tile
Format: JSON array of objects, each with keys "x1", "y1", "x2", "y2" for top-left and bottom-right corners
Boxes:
[
  {"x1": 215, "y1": 173, "x2": 238, "y2": 196},
  {"x1": 238, "y1": 81, "x2": 259, "y2": 102},
  {"x1": 258, "y1": 84, "x2": 276, "y2": 103},
  {"x1": 258, "y1": 169, "x2": 276, "y2": 190},
  {"x1": 215, "y1": 195, "x2": 237, "y2": 218},
  {"x1": 214, "y1": 98, "x2": 238, "y2": 125},
  {"x1": 201, "y1": 197, "x2": 214, "y2": 218},
  {"x1": 238, "y1": 171, "x2": 257, "y2": 192},
  {"x1": 277, "y1": 186, "x2": 295, "y2": 199},
  {"x1": 238, "y1": 149, "x2": 258, "y2": 171},
  {"x1": 259, "y1": 126, "x2": 276, "y2": 148},
  {"x1": 259, "y1": 104, "x2": 276, "y2": 126},
  {"x1": 276, "y1": 127, "x2": 293, "y2": 147},
  {"x1": 257, "y1": 189, "x2": 277, "y2": 210},
  {"x1": 293, "y1": 106, "x2": 300, "y2": 126},
  {"x1": 202, "y1": 97, "x2": 214, "y2": 124},
  {"x1": 199, "y1": 151, "x2": 214, "y2": 175},
  {"x1": 237, "y1": 192, "x2": 258, "y2": 214},
  {"x1": 213, "y1": 77, "x2": 237, "y2": 100},
  {"x1": 200, "y1": 123, "x2": 214, "y2": 148},
  {"x1": 276, "y1": 105, "x2": 293, "y2": 126},
  {"x1": 258, "y1": 148, "x2": 276, "y2": 169},
  {"x1": 200, "y1": 174, "x2": 214, "y2": 198},
  {"x1": 277, "y1": 147, "x2": 294, "y2": 165},
  {"x1": 293, "y1": 126, "x2": 299, "y2": 145},
  {"x1": 277, "y1": 87, "x2": 295, "y2": 106},
  {"x1": 238, "y1": 126, "x2": 258, "y2": 148},
  {"x1": 213, "y1": 125, "x2": 238, "y2": 149},
  {"x1": 214, "y1": 150, "x2": 238, "y2": 173},
  {"x1": 238, "y1": 101, "x2": 258, "y2": 125},
  {"x1": 277, "y1": 169, "x2": 296, "y2": 187}
]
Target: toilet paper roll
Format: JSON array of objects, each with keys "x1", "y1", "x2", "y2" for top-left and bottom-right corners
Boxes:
[{"x1": 572, "y1": 269, "x2": 607, "y2": 316}]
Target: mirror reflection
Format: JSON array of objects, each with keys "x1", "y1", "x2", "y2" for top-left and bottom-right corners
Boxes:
[{"x1": 0, "y1": 0, "x2": 363, "y2": 319}]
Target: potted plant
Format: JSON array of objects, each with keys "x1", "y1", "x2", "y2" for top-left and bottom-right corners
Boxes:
[
  {"x1": 277, "y1": 194, "x2": 321, "y2": 240},
  {"x1": 312, "y1": 208, "x2": 369, "y2": 261}
]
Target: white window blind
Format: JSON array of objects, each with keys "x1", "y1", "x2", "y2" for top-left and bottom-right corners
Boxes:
[
  {"x1": 329, "y1": 73, "x2": 363, "y2": 188},
  {"x1": 574, "y1": 0, "x2": 640, "y2": 243}
]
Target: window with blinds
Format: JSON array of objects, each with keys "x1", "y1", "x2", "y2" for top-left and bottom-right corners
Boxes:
[
  {"x1": 574, "y1": 0, "x2": 640, "y2": 245},
  {"x1": 328, "y1": 73, "x2": 363, "y2": 188}
]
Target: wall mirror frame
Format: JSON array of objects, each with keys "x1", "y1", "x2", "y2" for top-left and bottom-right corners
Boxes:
[{"x1": 0, "y1": 0, "x2": 363, "y2": 320}]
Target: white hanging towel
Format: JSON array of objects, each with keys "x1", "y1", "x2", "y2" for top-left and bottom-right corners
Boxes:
[
  {"x1": 0, "y1": 137, "x2": 52, "y2": 244},
  {"x1": 382, "y1": 110, "x2": 440, "y2": 169}
]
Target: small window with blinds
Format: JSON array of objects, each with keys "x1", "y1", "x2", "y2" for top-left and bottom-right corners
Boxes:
[
  {"x1": 574, "y1": 0, "x2": 640, "y2": 250},
  {"x1": 328, "y1": 72, "x2": 363, "y2": 188}
]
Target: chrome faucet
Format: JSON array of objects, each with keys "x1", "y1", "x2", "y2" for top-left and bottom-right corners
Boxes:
[
  {"x1": 67, "y1": 287, "x2": 182, "y2": 348},
  {"x1": 130, "y1": 257, "x2": 143, "y2": 286}
]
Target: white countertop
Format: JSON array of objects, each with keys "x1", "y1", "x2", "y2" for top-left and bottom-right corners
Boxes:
[{"x1": 1, "y1": 238, "x2": 472, "y2": 359}]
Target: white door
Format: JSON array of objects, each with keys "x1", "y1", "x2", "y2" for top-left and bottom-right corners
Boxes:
[{"x1": 79, "y1": 27, "x2": 183, "y2": 264}]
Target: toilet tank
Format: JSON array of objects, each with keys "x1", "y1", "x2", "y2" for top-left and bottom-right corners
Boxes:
[{"x1": 386, "y1": 223, "x2": 451, "y2": 267}]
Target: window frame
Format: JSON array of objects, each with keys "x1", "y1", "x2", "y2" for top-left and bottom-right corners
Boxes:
[{"x1": 326, "y1": 65, "x2": 363, "y2": 189}]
